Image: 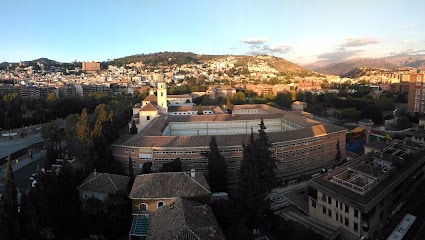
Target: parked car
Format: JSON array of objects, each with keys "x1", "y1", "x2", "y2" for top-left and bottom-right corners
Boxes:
[{"x1": 29, "y1": 173, "x2": 37, "y2": 181}]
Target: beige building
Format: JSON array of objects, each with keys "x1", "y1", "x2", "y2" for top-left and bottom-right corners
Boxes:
[
  {"x1": 82, "y1": 61, "x2": 100, "y2": 72},
  {"x1": 308, "y1": 139, "x2": 425, "y2": 240},
  {"x1": 114, "y1": 103, "x2": 346, "y2": 184}
]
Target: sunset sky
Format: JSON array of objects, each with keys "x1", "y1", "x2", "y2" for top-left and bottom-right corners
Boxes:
[{"x1": 2, "y1": 0, "x2": 424, "y2": 64}]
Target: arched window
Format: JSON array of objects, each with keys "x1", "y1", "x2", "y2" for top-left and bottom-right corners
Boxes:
[
  {"x1": 139, "y1": 203, "x2": 148, "y2": 211},
  {"x1": 157, "y1": 201, "x2": 164, "y2": 209}
]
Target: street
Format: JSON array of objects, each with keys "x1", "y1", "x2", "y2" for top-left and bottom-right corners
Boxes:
[{"x1": 0, "y1": 132, "x2": 43, "y2": 160}]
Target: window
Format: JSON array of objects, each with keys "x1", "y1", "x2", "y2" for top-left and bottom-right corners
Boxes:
[
  {"x1": 95, "y1": 194, "x2": 104, "y2": 201},
  {"x1": 340, "y1": 215, "x2": 343, "y2": 223},
  {"x1": 328, "y1": 196, "x2": 332, "y2": 204},
  {"x1": 322, "y1": 206, "x2": 326, "y2": 214},
  {"x1": 345, "y1": 205, "x2": 349, "y2": 213},
  {"x1": 335, "y1": 200, "x2": 339, "y2": 208},
  {"x1": 311, "y1": 200, "x2": 316, "y2": 208},
  {"x1": 328, "y1": 209, "x2": 332, "y2": 217},
  {"x1": 157, "y1": 201, "x2": 164, "y2": 209},
  {"x1": 354, "y1": 222, "x2": 358, "y2": 232},
  {"x1": 354, "y1": 209, "x2": 358, "y2": 218},
  {"x1": 345, "y1": 217, "x2": 349, "y2": 227},
  {"x1": 139, "y1": 203, "x2": 148, "y2": 211},
  {"x1": 147, "y1": 116, "x2": 150, "y2": 120},
  {"x1": 322, "y1": 193, "x2": 327, "y2": 202},
  {"x1": 83, "y1": 193, "x2": 90, "y2": 199},
  {"x1": 335, "y1": 214, "x2": 339, "y2": 221}
]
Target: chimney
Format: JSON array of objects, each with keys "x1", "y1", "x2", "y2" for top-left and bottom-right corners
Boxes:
[{"x1": 190, "y1": 168, "x2": 196, "y2": 178}]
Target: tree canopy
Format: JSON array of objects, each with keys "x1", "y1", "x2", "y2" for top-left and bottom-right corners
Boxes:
[
  {"x1": 237, "y1": 119, "x2": 277, "y2": 228},
  {"x1": 205, "y1": 136, "x2": 228, "y2": 192}
]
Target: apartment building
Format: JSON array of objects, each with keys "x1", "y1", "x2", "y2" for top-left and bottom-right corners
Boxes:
[
  {"x1": 407, "y1": 73, "x2": 425, "y2": 114},
  {"x1": 82, "y1": 61, "x2": 100, "y2": 72},
  {"x1": 308, "y1": 139, "x2": 425, "y2": 240}
]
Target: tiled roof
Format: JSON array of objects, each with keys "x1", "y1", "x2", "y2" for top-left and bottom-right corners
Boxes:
[
  {"x1": 77, "y1": 172, "x2": 130, "y2": 194},
  {"x1": 143, "y1": 94, "x2": 157, "y2": 103},
  {"x1": 141, "y1": 102, "x2": 158, "y2": 112},
  {"x1": 122, "y1": 124, "x2": 345, "y2": 148},
  {"x1": 147, "y1": 197, "x2": 225, "y2": 240},
  {"x1": 168, "y1": 94, "x2": 191, "y2": 99},
  {"x1": 129, "y1": 172, "x2": 211, "y2": 199},
  {"x1": 168, "y1": 105, "x2": 223, "y2": 113}
]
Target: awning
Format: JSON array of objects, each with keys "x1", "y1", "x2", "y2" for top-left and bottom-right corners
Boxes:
[{"x1": 350, "y1": 127, "x2": 365, "y2": 133}]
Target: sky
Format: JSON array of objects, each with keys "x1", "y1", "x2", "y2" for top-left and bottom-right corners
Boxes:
[{"x1": 2, "y1": 0, "x2": 425, "y2": 65}]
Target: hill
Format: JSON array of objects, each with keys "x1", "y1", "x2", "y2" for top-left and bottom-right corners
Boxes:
[
  {"x1": 304, "y1": 54, "x2": 425, "y2": 77},
  {"x1": 1, "y1": 52, "x2": 315, "y2": 77},
  {"x1": 110, "y1": 52, "x2": 315, "y2": 77},
  {"x1": 0, "y1": 58, "x2": 60, "y2": 69}
]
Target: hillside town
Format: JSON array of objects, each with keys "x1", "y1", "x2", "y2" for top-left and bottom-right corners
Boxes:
[{"x1": 2, "y1": 53, "x2": 425, "y2": 240}]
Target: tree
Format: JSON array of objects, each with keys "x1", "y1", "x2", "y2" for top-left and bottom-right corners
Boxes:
[
  {"x1": 205, "y1": 136, "x2": 227, "y2": 192},
  {"x1": 76, "y1": 108, "x2": 94, "y2": 173},
  {"x1": 226, "y1": 97, "x2": 232, "y2": 114},
  {"x1": 237, "y1": 119, "x2": 277, "y2": 229},
  {"x1": 0, "y1": 156, "x2": 20, "y2": 240},
  {"x1": 160, "y1": 158, "x2": 182, "y2": 172},
  {"x1": 141, "y1": 162, "x2": 152, "y2": 174},
  {"x1": 275, "y1": 92, "x2": 292, "y2": 109},
  {"x1": 129, "y1": 120, "x2": 137, "y2": 134},
  {"x1": 198, "y1": 104, "x2": 203, "y2": 115},
  {"x1": 361, "y1": 105, "x2": 384, "y2": 124},
  {"x1": 335, "y1": 138, "x2": 342, "y2": 163},
  {"x1": 264, "y1": 90, "x2": 275, "y2": 101},
  {"x1": 128, "y1": 156, "x2": 134, "y2": 182},
  {"x1": 232, "y1": 92, "x2": 246, "y2": 105}
]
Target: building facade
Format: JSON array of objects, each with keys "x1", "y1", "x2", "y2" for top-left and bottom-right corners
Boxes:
[
  {"x1": 114, "y1": 104, "x2": 346, "y2": 183},
  {"x1": 308, "y1": 139, "x2": 425, "y2": 240},
  {"x1": 82, "y1": 61, "x2": 100, "y2": 72},
  {"x1": 407, "y1": 73, "x2": 425, "y2": 114}
]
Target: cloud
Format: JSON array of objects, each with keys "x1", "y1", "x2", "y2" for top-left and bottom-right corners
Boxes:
[
  {"x1": 341, "y1": 37, "x2": 380, "y2": 47},
  {"x1": 318, "y1": 50, "x2": 363, "y2": 62},
  {"x1": 241, "y1": 38, "x2": 291, "y2": 56},
  {"x1": 389, "y1": 49, "x2": 425, "y2": 56},
  {"x1": 242, "y1": 38, "x2": 267, "y2": 44},
  {"x1": 247, "y1": 44, "x2": 292, "y2": 56},
  {"x1": 263, "y1": 45, "x2": 291, "y2": 54},
  {"x1": 401, "y1": 40, "x2": 410, "y2": 45}
]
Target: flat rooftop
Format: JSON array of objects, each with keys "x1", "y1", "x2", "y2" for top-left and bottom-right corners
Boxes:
[
  {"x1": 114, "y1": 105, "x2": 345, "y2": 148},
  {"x1": 309, "y1": 139, "x2": 425, "y2": 212}
]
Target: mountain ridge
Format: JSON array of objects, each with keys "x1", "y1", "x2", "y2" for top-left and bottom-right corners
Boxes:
[{"x1": 304, "y1": 54, "x2": 425, "y2": 76}]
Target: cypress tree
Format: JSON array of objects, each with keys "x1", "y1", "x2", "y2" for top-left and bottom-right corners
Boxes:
[
  {"x1": 237, "y1": 119, "x2": 277, "y2": 228},
  {"x1": 205, "y1": 136, "x2": 228, "y2": 192},
  {"x1": 0, "y1": 156, "x2": 20, "y2": 240},
  {"x1": 335, "y1": 138, "x2": 342, "y2": 164},
  {"x1": 128, "y1": 156, "x2": 134, "y2": 181}
]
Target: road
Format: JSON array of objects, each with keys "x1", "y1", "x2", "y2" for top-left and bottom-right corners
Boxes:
[
  {"x1": 0, "y1": 132, "x2": 43, "y2": 159},
  {"x1": 14, "y1": 154, "x2": 43, "y2": 191},
  {"x1": 1, "y1": 148, "x2": 45, "y2": 192}
]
